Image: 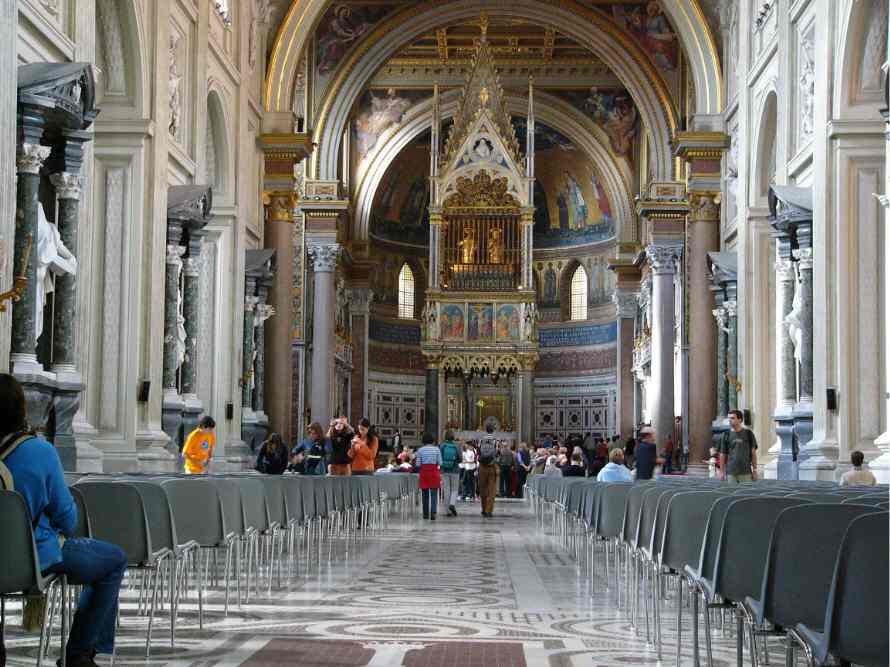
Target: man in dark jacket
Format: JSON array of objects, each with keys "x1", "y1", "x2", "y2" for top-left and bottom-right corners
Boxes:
[
  {"x1": 634, "y1": 426, "x2": 662, "y2": 480},
  {"x1": 327, "y1": 416, "x2": 354, "y2": 475}
]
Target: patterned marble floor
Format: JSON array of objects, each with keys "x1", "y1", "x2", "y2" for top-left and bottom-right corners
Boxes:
[{"x1": 5, "y1": 499, "x2": 760, "y2": 666}]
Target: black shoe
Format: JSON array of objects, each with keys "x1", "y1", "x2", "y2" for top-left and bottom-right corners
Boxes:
[
  {"x1": 423, "y1": 514, "x2": 429, "y2": 520},
  {"x1": 448, "y1": 505, "x2": 457, "y2": 516},
  {"x1": 58, "y1": 654, "x2": 99, "y2": 667},
  {"x1": 430, "y1": 513, "x2": 436, "y2": 521}
]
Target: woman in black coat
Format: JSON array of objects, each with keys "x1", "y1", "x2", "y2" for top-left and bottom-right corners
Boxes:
[{"x1": 256, "y1": 432, "x2": 289, "y2": 474}]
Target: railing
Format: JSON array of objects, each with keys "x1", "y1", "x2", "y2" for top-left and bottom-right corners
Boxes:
[{"x1": 441, "y1": 211, "x2": 520, "y2": 291}]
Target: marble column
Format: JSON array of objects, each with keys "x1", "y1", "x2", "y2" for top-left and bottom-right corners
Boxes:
[
  {"x1": 180, "y1": 233, "x2": 204, "y2": 398},
  {"x1": 48, "y1": 172, "x2": 82, "y2": 374},
  {"x1": 348, "y1": 287, "x2": 372, "y2": 422},
  {"x1": 519, "y1": 368, "x2": 534, "y2": 444},
  {"x1": 254, "y1": 285, "x2": 271, "y2": 415},
  {"x1": 0, "y1": 0, "x2": 16, "y2": 372},
  {"x1": 724, "y1": 298, "x2": 739, "y2": 409},
  {"x1": 10, "y1": 141, "x2": 50, "y2": 371},
  {"x1": 872, "y1": 76, "x2": 890, "y2": 481},
  {"x1": 425, "y1": 366, "x2": 439, "y2": 437},
  {"x1": 614, "y1": 292, "x2": 637, "y2": 440},
  {"x1": 48, "y1": 171, "x2": 85, "y2": 470},
  {"x1": 241, "y1": 289, "x2": 257, "y2": 412},
  {"x1": 793, "y1": 242, "x2": 815, "y2": 460},
  {"x1": 646, "y1": 244, "x2": 681, "y2": 444},
  {"x1": 308, "y1": 243, "x2": 340, "y2": 428},
  {"x1": 161, "y1": 225, "x2": 185, "y2": 447},
  {"x1": 774, "y1": 251, "x2": 798, "y2": 479},
  {"x1": 428, "y1": 214, "x2": 440, "y2": 289},
  {"x1": 687, "y1": 195, "x2": 720, "y2": 462},
  {"x1": 712, "y1": 301, "x2": 729, "y2": 449}
]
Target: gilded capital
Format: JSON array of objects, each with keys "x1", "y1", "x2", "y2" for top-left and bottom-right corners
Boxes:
[{"x1": 689, "y1": 193, "x2": 721, "y2": 222}]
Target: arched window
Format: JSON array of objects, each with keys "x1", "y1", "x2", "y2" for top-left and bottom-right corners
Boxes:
[
  {"x1": 571, "y1": 265, "x2": 588, "y2": 321},
  {"x1": 398, "y1": 263, "x2": 415, "y2": 319}
]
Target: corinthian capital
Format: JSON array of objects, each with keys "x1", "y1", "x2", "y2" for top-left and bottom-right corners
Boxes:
[
  {"x1": 690, "y1": 193, "x2": 720, "y2": 222},
  {"x1": 646, "y1": 244, "x2": 682, "y2": 275},
  {"x1": 613, "y1": 291, "x2": 639, "y2": 318},
  {"x1": 49, "y1": 173, "x2": 84, "y2": 200},
  {"x1": 308, "y1": 243, "x2": 341, "y2": 272},
  {"x1": 347, "y1": 287, "x2": 374, "y2": 315},
  {"x1": 17, "y1": 144, "x2": 51, "y2": 175}
]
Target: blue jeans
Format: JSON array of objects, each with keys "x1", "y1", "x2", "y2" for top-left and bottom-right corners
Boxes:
[
  {"x1": 44, "y1": 538, "x2": 127, "y2": 656},
  {"x1": 421, "y1": 488, "x2": 438, "y2": 517}
]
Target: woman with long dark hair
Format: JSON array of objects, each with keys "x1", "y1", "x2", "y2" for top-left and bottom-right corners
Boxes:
[
  {"x1": 349, "y1": 417, "x2": 379, "y2": 475},
  {"x1": 256, "y1": 432, "x2": 288, "y2": 474},
  {"x1": 0, "y1": 373, "x2": 127, "y2": 665}
]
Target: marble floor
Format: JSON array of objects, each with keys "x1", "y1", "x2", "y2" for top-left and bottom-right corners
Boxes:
[{"x1": 5, "y1": 499, "x2": 760, "y2": 666}]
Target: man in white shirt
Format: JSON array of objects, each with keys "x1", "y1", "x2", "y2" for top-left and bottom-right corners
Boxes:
[{"x1": 839, "y1": 450, "x2": 877, "y2": 487}]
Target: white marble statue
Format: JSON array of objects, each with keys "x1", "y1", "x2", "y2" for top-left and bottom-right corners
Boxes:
[
  {"x1": 784, "y1": 270, "x2": 803, "y2": 363},
  {"x1": 35, "y1": 203, "x2": 76, "y2": 341}
]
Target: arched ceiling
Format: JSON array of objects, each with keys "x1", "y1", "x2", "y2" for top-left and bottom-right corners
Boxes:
[{"x1": 264, "y1": 0, "x2": 724, "y2": 120}]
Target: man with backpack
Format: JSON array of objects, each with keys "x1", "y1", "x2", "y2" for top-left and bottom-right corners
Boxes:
[
  {"x1": 477, "y1": 424, "x2": 499, "y2": 517},
  {"x1": 497, "y1": 442, "x2": 515, "y2": 497},
  {"x1": 440, "y1": 430, "x2": 461, "y2": 516}
]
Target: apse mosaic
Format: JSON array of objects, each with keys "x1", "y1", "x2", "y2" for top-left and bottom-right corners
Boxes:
[{"x1": 371, "y1": 119, "x2": 616, "y2": 248}]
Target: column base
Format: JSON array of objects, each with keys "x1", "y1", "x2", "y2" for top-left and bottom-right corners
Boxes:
[
  {"x1": 792, "y1": 401, "x2": 815, "y2": 466},
  {"x1": 870, "y1": 430, "x2": 890, "y2": 483},
  {"x1": 181, "y1": 394, "x2": 203, "y2": 445},
  {"x1": 711, "y1": 419, "x2": 729, "y2": 451},
  {"x1": 773, "y1": 407, "x2": 798, "y2": 480},
  {"x1": 241, "y1": 411, "x2": 262, "y2": 453},
  {"x1": 162, "y1": 393, "x2": 185, "y2": 455},
  {"x1": 74, "y1": 441, "x2": 104, "y2": 473},
  {"x1": 137, "y1": 444, "x2": 178, "y2": 473},
  {"x1": 224, "y1": 436, "x2": 254, "y2": 471}
]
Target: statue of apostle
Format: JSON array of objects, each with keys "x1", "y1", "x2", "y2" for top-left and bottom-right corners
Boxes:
[{"x1": 459, "y1": 226, "x2": 476, "y2": 264}]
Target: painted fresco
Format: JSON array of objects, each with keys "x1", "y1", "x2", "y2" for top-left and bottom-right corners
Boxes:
[
  {"x1": 315, "y1": 4, "x2": 398, "y2": 98},
  {"x1": 370, "y1": 139, "x2": 431, "y2": 245},
  {"x1": 467, "y1": 303, "x2": 494, "y2": 341},
  {"x1": 606, "y1": 2, "x2": 678, "y2": 71},
  {"x1": 562, "y1": 88, "x2": 639, "y2": 157},
  {"x1": 353, "y1": 89, "x2": 428, "y2": 159},
  {"x1": 496, "y1": 304, "x2": 520, "y2": 340},
  {"x1": 439, "y1": 304, "x2": 465, "y2": 340}
]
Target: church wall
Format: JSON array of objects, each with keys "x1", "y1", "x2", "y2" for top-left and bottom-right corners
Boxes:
[
  {"x1": 10, "y1": 0, "x2": 269, "y2": 471},
  {"x1": 724, "y1": 0, "x2": 888, "y2": 480},
  {"x1": 367, "y1": 369, "x2": 426, "y2": 447}
]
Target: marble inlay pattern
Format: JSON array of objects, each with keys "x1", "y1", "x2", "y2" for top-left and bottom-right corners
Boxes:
[{"x1": 4, "y1": 502, "x2": 749, "y2": 666}]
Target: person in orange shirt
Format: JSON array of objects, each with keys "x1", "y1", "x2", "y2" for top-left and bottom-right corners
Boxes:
[
  {"x1": 348, "y1": 417, "x2": 379, "y2": 475},
  {"x1": 182, "y1": 416, "x2": 216, "y2": 474}
]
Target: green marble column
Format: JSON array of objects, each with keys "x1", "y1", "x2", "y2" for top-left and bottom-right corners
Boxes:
[
  {"x1": 48, "y1": 172, "x2": 82, "y2": 371},
  {"x1": 10, "y1": 142, "x2": 50, "y2": 366},
  {"x1": 242, "y1": 293, "x2": 257, "y2": 409},
  {"x1": 180, "y1": 248, "x2": 202, "y2": 396}
]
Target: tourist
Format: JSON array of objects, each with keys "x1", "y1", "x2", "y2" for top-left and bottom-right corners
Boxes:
[
  {"x1": 398, "y1": 445, "x2": 415, "y2": 465},
  {"x1": 376, "y1": 452, "x2": 397, "y2": 472},
  {"x1": 416, "y1": 432, "x2": 443, "y2": 520},
  {"x1": 839, "y1": 450, "x2": 877, "y2": 486},
  {"x1": 392, "y1": 429, "x2": 402, "y2": 456},
  {"x1": 543, "y1": 455, "x2": 562, "y2": 476},
  {"x1": 531, "y1": 446, "x2": 548, "y2": 475},
  {"x1": 327, "y1": 416, "x2": 354, "y2": 476},
  {"x1": 562, "y1": 448, "x2": 586, "y2": 477},
  {"x1": 348, "y1": 417, "x2": 378, "y2": 475},
  {"x1": 182, "y1": 416, "x2": 216, "y2": 474},
  {"x1": 662, "y1": 435, "x2": 674, "y2": 474},
  {"x1": 497, "y1": 442, "x2": 514, "y2": 497},
  {"x1": 255, "y1": 432, "x2": 288, "y2": 474},
  {"x1": 460, "y1": 441, "x2": 478, "y2": 500},
  {"x1": 291, "y1": 422, "x2": 327, "y2": 475},
  {"x1": 597, "y1": 449, "x2": 633, "y2": 482},
  {"x1": 634, "y1": 427, "x2": 660, "y2": 480},
  {"x1": 624, "y1": 436, "x2": 636, "y2": 469},
  {"x1": 515, "y1": 442, "x2": 531, "y2": 498},
  {"x1": 0, "y1": 373, "x2": 127, "y2": 666},
  {"x1": 477, "y1": 424, "x2": 499, "y2": 517},
  {"x1": 718, "y1": 409, "x2": 758, "y2": 482},
  {"x1": 440, "y1": 430, "x2": 460, "y2": 516}
]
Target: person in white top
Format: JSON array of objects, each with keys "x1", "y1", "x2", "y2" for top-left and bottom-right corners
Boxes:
[
  {"x1": 459, "y1": 442, "x2": 478, "y2": 500},
  {"x1": 839, "y1": 450, "x2": 877, "y2": 487}
]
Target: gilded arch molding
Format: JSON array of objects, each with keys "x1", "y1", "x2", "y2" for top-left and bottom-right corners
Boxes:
[
  {"x1": 304, "y1": 0, "x2": 678, "y2": 181},
  {"x1": 352, "y1": 90, "x2": 637, "y2": 245},
  {"x1": 265, "y1": 0, "x2": 723, "y2": 119}
]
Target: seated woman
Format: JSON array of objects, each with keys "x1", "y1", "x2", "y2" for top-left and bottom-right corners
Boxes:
[
  {"x1": 562, "y1": 448, "x2": 587, "y2": 477},
  {"x1": 256, "y1": 432, "x2": 288, "y2": 474},
  {"x1": 0, "y1": 374, "x2": 127, "y2": 667}
]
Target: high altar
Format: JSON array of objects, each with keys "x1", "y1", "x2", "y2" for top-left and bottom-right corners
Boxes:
[{"x1": 421, "y1": 19, "x2": 539, "y2": 444}]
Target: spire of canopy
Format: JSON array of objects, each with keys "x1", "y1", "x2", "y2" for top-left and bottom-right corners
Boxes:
[{"x1": 440, "y1": 13, "x2": 522, "y2": 172}]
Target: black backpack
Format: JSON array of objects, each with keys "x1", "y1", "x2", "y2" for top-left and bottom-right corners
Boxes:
[{"x1": 478, "y1": 436, "x2": 498, "y2": 465}]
